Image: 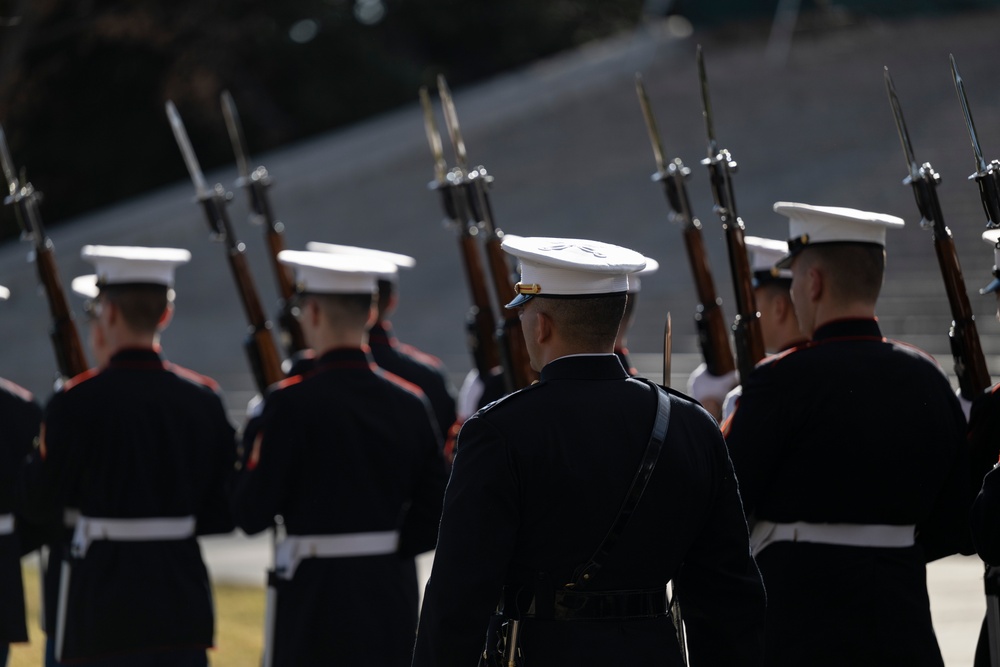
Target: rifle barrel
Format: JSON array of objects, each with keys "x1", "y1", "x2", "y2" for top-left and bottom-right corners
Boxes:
[
  {"x1": 635, "y1": 73, "x2": 736, "y2": 377},
  {"x1": 1, "y1": 123, "x2": 89, "y2": 380},
  {"x1": 884, "y1": 68, "x2": 990, "y2": 399}
]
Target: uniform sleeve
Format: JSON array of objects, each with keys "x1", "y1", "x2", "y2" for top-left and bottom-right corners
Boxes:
[
  {"x1": 972, "y1": 464, "x2": 1000, "y2": 565},
  {"x1": 17, "y1": 390, "x2": 84, "y2": 527},
  {"x1": 722, "y1": 365, "x2": 787, "y2": 516},
  {"x1": 674, "y1": 423, "x2": 766, "y2": 666},
  {"x1": 916, "y1": 388, "x2": 974, "y2": 561},
  {"x1": 230, "y1": 390, "x2": 294, "y2": 536},
  {"x1": 411, "y1": 413, "x2": 520, "y2": 667},
  {"x1": 195, "y1": 390, "x2": 237, "y2": 536},
  {"x1": 397, "y1": 398, "x2": 449, "y2": 558}
]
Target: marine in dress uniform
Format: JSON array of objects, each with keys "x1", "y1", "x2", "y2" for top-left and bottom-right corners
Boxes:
[
  {"x1": 307, "y1": 242, "x2": 458, "y2": 439},
  {"x1": 724, "y1": 203, "x2": 973, "y2": 667},
  {"x1": 17, "y1": 246, "x2": 237, "y2": 667},
  {"x1": 412, "y1": 236, "x2": 766, "y2": 667},
  {"x1": 718, "y1": 237, "x2": 809, "y2": 421},
  {"x1": 230, "y1": 250, "x2": 448, "y2": 667},
  {"x1": 0, "y1": 285, "x2": 43, "y2": 667},
  {"x1": 968, "y1": 228, "x2": 1000, "y2": 667}
]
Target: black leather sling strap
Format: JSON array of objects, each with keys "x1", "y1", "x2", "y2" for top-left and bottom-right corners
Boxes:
[{"x1": 569, "y1": 380, "x2": 672, "y2": 587}]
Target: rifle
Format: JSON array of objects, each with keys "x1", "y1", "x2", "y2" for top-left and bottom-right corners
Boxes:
[
  {"x1": 695, "y1": 46, "x2": 765, "y2": 382},
  {"x1": 419, "y1": 86, "x2": 501, "y2": 379},
  {"x1": 165, "y1": 101, "x2": 284, "y2": 395},
  {"x1": 951, "y1": 56, "x2": 1000, "y2": 232},
  {"x1": 221, "y1": 90, "x2": 308, "y2": 358},
  {"x1": 884, "y1": 66, "x2": 990, "y2": 401},
  {"x1": 436, "y1": 76, "x2": 537, "y2": 391},
  {"x1": 1, "y1": 123, "x2": 89, "y2": 381},
  {"x1": 636, "y1": 73, "x2": 737, "y2": 379}
]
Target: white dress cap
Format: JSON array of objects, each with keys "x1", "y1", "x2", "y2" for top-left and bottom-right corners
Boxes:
[
  {"x1": 980, "y1": 228, "x2": 1000, "y2": 294},
  {"x1": 305, "y1": 242, "x2": 413, "y2": 282},
  {"x1": 628, "y1": 257, "x2": 659, "y2": 294},
  {"x1": 278, "y1": 249, "x2": 397, "y2": 295},
  {"x1": 745, "y1": 236, "x2": 793, "y2": 286},
  {"x1": 501, "y1": 236, "x2": 647, "y2": 308},
  {"x1": 772, "y1": 202, "x2": 904, "y2": 268},
  {"x1": 72, "y1": 245, "x2": 192, "y2": 298}
]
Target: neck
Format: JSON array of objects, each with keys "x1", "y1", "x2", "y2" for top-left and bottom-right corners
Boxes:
[
  {"x1": 309, "y1": 328, "x2": 368, "y2": 356},
  {"x1": 811, "y1": 302, "x2": 876, "y2": 335}
]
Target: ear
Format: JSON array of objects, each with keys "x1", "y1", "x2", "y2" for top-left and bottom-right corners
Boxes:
[
  {"x1": 157, "y1": 303, "x2": 174, "y2": 331},
  {"x1": 535, "y1": 310, "x2": 554, "y2": 344},
  {"x1": 773, "y1": 292, "x2": 791, "y2": 323},
  {"x1": 807, "y1": 265, "x2": 824, "y2": 303}
]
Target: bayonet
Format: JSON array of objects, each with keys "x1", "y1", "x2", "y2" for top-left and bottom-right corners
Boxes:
[
  {"x1": 635, "y1": 74, "x2": 667, "y2": 176},
  {"x1": 950, "y1": 55, "x2": 1000, "y2": 229},
  {"x1": 419, "y1": 87, "x2": 448, "y2": 185},
  {"x1": 884, "y1": 68, "x2": 923, "y2": 187},
  {"x1": 697, "y1": 45, "x2": 718, "y2": 160},
  {"x1": 221, "y1": 90, "x2": 252, "y2": 185},
  {"x1": 437, "y1": 75, "x2": 468, "y2": 172},
  {"x1": 166, "y1": 101, "x2": 212, "y2": 202}
]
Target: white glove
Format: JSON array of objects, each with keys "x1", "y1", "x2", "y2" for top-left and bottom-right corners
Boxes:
[
  {"x1": 956, "y1": 386, "x2": 973, "y2": 422},
  {"x1": 722, "y1": 385, "x2": 743, "y2": 422},
  {"x1": 687, "y1": 363, "x2": 740, "y2": 406}
]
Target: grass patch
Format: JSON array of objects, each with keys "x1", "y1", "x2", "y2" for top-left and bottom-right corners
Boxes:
[{"x1": 10, "y1": 563, "x2": 265, "y2": 667}]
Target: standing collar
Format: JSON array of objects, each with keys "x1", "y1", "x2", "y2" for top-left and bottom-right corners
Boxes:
[
  {"x1": 540, "y1": 353, "x2": 630, "y2": 382},
  {"x1": 313, "y1": 346, "x2": 376, "y2": 373},
  {"x1": 108, "y1": 347, "x2": 166, "y2": 370},
  {"x1": 811, "y1": 318, "x2": 882, "y2": 342},
  {"x1": 367, "y1": 320, "x2": 395, "y2": 348}
]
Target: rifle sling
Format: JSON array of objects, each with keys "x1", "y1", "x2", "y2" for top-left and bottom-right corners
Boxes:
[{"x1": 570, "y1": 380, "x2": 672, "y2": 587}]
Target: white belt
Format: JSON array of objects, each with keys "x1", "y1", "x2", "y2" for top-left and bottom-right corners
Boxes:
[
  {"x1": 0, "y1": 513, "x2": 13, "y2": 535},
  {"x1": 274, "y1": 530, "x2": 399, "y2": 581},
  {"x1": 71, "y1": 515, "x2": 196, "y2": 557},
  {"x1": 750, "y1": 520, "x2": 915, "y2": 556}
]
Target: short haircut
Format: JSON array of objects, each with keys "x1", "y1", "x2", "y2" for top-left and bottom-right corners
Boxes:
[
  {"x1": 803, "y1": 244, "x2": 885, "y2": 304},
  {"x1": 311, "y1": 292, "x2": 374, "y2": 330},
  {"x1": 533, "y1": 293, "x2": 627, "y2": 349},
  {"x1": 101, "y1": 284, "x2": 169, "y2": 333},
  {"x1": 375, "y1": 279, "x2": 395, "y2": 317}
]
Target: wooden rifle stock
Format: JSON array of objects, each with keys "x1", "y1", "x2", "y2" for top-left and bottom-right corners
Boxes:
[
  {"x1": 202, "y1": 193, "x2": 285, "y2": 394},
  {"x1": 450, "y1": 184, "x2": 503, "y2": 376},
  {"x1": 635, "y1": 73, "x2": 736, "y2": 377},
  {"x1": 467, "y1": 167, "x2": 537, "y2": 390},
  {"x1": 0, "y1": 125, "x2": 89, "y2": 380},
  {"x1": 419, "y1": 86, "x2": 501, "y2": 377},
  {"x1": 221, "y1": 91, "x2": 308, "y2": 357},
  {"x1": 886, "y1": 67, "x2": 990, "y2": 400},
  {"x1": 696, "y1": 47, "x2": 765, "y2": 381},
  {"x1": 167, "y1": 101, "x2": 284, "y2": 395},
  {"x1": 34, "y1": 242, "x2": 89, "y2": 379}
]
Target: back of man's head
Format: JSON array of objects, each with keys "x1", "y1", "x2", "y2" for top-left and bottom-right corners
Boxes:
[
  {"x1": 102, "y1": 285, "x2": 170, "y2": 334},
  {"x1": 534, "y1": 294, "x2": 626, "y2": 351},
  {"x1": 313, "y1": 292, "x2": 376, "y2": 332},
  {"x1": 805, "y1": 244, "x2": 885, "y2": 306}
]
